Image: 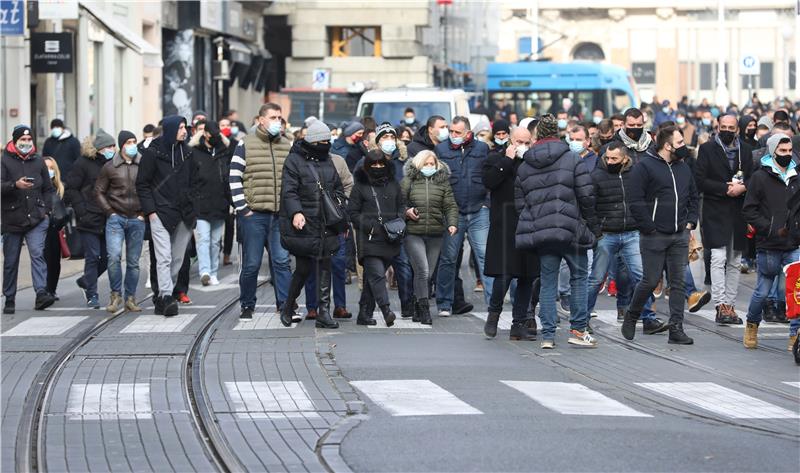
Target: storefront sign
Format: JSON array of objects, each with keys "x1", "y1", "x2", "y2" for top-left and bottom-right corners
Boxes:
[
  {"x1": 0, "y1": 0, "x2": 25, "y2": 35},
  {"x1": 31, "y1": 32, "x2": 74, "y2": 73}
]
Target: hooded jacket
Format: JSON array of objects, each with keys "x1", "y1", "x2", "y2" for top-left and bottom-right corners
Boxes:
[
  {"x1": 434, "y1": 137, "x2": 490, "y2": 214},
  {"x1": 407, "y1": 126, "x2": 436, "y2": 158},
  {"x1": 94, "y1": 152, "x2": 142, "y2": 218},
  {"x1": 514, "y1": 138, "x2": 598, "y2": 251},
  {"x1": 348, "y1": 164, "x2": 404, "y2": 261},
  {"x1": 1, "y1": 142, "x2": 55, "y2": 234},
  {"x1": 628, "y1": 151, "x2": 699, "y2": 235},
  {"x1": 42, "y1": 128, "x2": 81, "y2": 177},
  {"x1": 400, "y1": 159, "x2": 458, "y2": 237},
  {"x1": 742, "y1": 155, "x2": 799, "y2": 251},
  {"x1": 135, "y1": 115, "x2": 195, "y2": 232},
  {"x1": 64, "y1": 139, "x2": 109, "y2": 234},
  {"x1": 738, "y1": 115, "x2": 758, "y2": 149},
  {"x1": 193, "y1": 136, "x2": 233, "y2": 221},
  {"x1": 331, "y1": 134, "x2": 367, "y2": 171},
  {"x1": 590, "y1": 156, "x2": 637, "y2": 233}
]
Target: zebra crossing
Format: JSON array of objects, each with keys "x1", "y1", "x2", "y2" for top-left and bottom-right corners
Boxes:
[{"x1": 352, "y1": 379, "x2": 800, "y2": 419}]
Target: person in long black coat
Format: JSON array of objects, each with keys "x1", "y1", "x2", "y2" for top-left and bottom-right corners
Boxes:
[
  {"x1": 482, "y1": 126, "x2": 539, "y2": 341},
  {"x1": 348, "y1": 149, "x2": 404, "y2": 327},
  {"x1": 694, "y1": 114, "x2": 754, "y2": 323}
]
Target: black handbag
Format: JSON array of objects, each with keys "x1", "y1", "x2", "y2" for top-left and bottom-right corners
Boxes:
[
  {"x1": 306, "y1": 161, "x2": 348, "y2": 233},
  {"x1": 370, "y1": 186, "x2": 405, "y2": 244}
]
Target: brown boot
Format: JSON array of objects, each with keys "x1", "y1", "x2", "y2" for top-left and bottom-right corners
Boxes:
[
  {"x1": 333, "y1": 307, "x2": 352, "y2": 319},
  {"x1": 743, "y1": 322, "x2": 758, "y2": 349},
  {"x1": 306, "y1": 309, "x2": 318, "y2": 320}
]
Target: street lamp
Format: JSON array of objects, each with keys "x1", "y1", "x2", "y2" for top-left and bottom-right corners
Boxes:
[{"x1": 714, "y1": 0, "x2": 730, "y2": 107}]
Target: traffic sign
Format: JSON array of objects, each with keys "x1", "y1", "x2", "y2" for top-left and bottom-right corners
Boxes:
[
  {"x1": 312, "y1": 68, "x2": 330, "y2": 91},
  {"x1": 740, "y1": 54, "x2": 760, "y2": 76}
]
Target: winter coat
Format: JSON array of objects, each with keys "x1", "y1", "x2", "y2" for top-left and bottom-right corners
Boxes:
[
  {"x1": 348, "y1": 165, "x2": 404, "y2": 262},
  {"x1": 42, "y1": 129, "x2": 81, "y2": 176},
  {"x1": 591, "y1": 158, "x2": 638, "y2": 233},
  {"x1": 229, "y1": 129, "x2": 291, "y2": 214},
  {"x1": 407, "y1": 126, "x2": 436, "y2": 158},
  {"x1": 694, "y1": 138, "x2": 754, "y2": 250},
  {"x1": 279, "y1": 141, "x2": 344, "y2": 258},
  {"x1": 601, "y1": 131, "x2": 656, "y2": 165},
  {"x1": 400, "y1": 159, "x2": 458, "y2": 237},
  {"x1": 135, "y1": 115, "x2": 195, "y2": 233},
  {"x1": 788, "y1": 168, "x2": 800, "y2": 246},
  {"x1": 330, "y1": 153, "x2": 354, "y2": 197},
  {"x1": 738, "y1": 116, "x2": 758, "y2": 149},
  {"x1": 742, "y1": 156, "x2": 799, "y2": 252},
  {"x1": 628, "y1": 151, "x2": 699, "y2": 235},
  {"x1": 192, "y1": 138, "x2": 233, "y2": 221},
  {"x1": 353, "y1": 148, "x2": 405, "y2": 184},
  {"x1": 331, "y1": 134, "x2": 367, "y2": 172},
  {"x1": 64, "y1": 149, "x2": 109, "y2": 234},
  {"x1": 94, "y1": 153, "x2": 142, "y2": 218},
  {"x1": 1, "y1": 143, "x2": 55, "y2": 234},
  {"x1": 482, "y1": 148, "x2": 539, "y2": 277},
  {"x1": 434, "y1": 137, "x2": 490, "y2": 214},
  {"x1": 514, "y1": 138, "x2": 598, "y2": 252}
]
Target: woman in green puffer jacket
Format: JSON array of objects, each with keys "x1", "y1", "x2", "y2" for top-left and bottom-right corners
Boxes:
[{"x1": 400, "y1": 149, "x2": 459, "y2": 325}]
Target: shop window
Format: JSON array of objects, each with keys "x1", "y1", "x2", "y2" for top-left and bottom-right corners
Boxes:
[
  {"x1": 329, "y1": 26, "x2": 381, "y2": 57},
  {"x1": 700, "y1": 62, "x2": 728, "y2": 90},
  {"x1": 739, "y1": 62, "x2": 773, "y2": 90}
]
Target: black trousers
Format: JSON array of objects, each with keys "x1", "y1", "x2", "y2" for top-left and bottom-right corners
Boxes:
[
  {"x1": 287, "y1": 256, "x2": 331, "y2": 306},
  {"x1": 361, "y1": 256, "x2": 393, "y2": 309},
  {"x1": 223, "y1": 213, "x2": 235, "y2": 256},
  {"x1": 44, "y1": 225, "x2": 61, "y2": 294},
  {"x1": 630, "y1": 232, "x2": 690, "y2": 324}
]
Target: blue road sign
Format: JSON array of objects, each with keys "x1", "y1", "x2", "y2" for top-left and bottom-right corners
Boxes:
[{"x1": 0, "y1": 0, "x2": 25, "y2": 36}]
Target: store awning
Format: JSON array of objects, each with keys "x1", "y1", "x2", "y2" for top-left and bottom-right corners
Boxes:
[
  {"x1": 227, "y1": 38, "x2": 253, "y2": 65},
  {"x1": 79, "y1": 2, "x2": 161, "y2": 65}
]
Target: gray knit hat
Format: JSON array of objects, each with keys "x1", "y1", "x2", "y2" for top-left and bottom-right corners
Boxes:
[
  {"x1": 343, "y1": 121, "x2": 365, "y2": 137},
  {"x1": 93, "y1": 128, "x2": 115, "y2": 149},
  {"x1": 757, "y1": 115, "x2": 774, "y2": 131},
  {"x1": 536, "y1": 115, "x2": 559, "y2": 139},
  {"x1": 767, "y1": 133, "x2": 791, "y2": 157},
  {"x1": 305, "y1": 120, "x2": 331, "y2": 143}
]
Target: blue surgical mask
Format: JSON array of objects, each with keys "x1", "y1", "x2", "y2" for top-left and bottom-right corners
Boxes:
[
  {"x1": 494, "y1": 137, "x2": 508, "y2": 146},
  {"x1": 48, "y1": 169, "x2": 56, "y2": 179},
  {"x1": 702, "y1": 118, "x2": 711, "y2": 127},
  {"x1": 51, "y1": 127, "x2": 63, "y2": 138},
  {"x1": 405, "y1": 116, "x2": 415, "y2": 125},
  {"x1": 380, "y1": 140, "x2": 397, "y2": 155},
  {"x1": 662, "y1": 107, "x2": 670, "y2": 114},
  {"x1": 592, "y1": 116, "x2": 602, "y2": 125},
  {"x1": 103, "y1": 149, "x2": 115, "y2": 160},
  {"x1": 421, "y1": 166, "x2": 437, "y2": 177},
  {"x1": 450, "y1": 136, "x2": 464, "y2": 146},
  {"x1": 231, "y1": 126, "x2": 240, "y2": 135},
  {"x1": 437, "y1": 127, "x2": 449, "y2": 142},
  {"x1": 557, "y1": 119, "x2": 568, "y2": 130},
  {"x1": 124, "y1": 144, "x2": 138, "y2": 158},
  {"x1": 267, "y1": 121, "x2": 281, "y2": 136},
  {"x1": 569, "y1": 140, "x2": 585, "y2": 154},
  {"x1": 676, "y1": 117, "x2": 686, "y2": 125}
]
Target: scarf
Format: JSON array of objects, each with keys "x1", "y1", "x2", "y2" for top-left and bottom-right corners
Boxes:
[{"x1": 618, "y1": 129, "x2": 652, "y2": 153}]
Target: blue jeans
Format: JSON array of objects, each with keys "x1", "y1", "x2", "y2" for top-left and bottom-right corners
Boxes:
[
  {"x1": 588, "y1": 232, "x2": 655, "y2": 320},
  {"x1": 540, "y1": 249, "x2": 589, "y2": 340},
  {"x1": 2, "y1": 216, "x2": 49, "y2": 297},
  {"x1": 79, "y1": 230, "x2": 107, "y2": 298},
  {"x1": 105, "y1": 214, "x2": 145, "y2": 298},
  {"x1": 558, "y1": 250, "x2": 592, "y2": 298},
  {"x1": 238, "y1": 211, "x2": 291, "y2": 309},
  {"x1": 747, "y1": 249, "x2": 800, "y2": 336},
  {"x1": 436, "y1": 207, "x2": 493, "y2": 310},
  {"x1": 196, "y1": 219, "x2": 224, "y2": 278},
  {"x1": 305, "y1": 235, "x2": 347, "y2": 310}
]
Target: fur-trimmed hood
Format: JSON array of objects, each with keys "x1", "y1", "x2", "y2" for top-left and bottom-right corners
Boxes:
[
  {"x1": 80, "y1": 135, "x2": 97, "y2": 159},
  {"x1": 403, "y1": 158, "x2": 451, "y2": 184}
]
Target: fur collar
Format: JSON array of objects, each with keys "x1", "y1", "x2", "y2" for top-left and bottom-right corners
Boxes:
[
  {"x1": 403, "y1": 159, "x2": 451, "y2": 184},
  {"x1": 354, "y1": 162, "x2": 396, "y2": 185}
]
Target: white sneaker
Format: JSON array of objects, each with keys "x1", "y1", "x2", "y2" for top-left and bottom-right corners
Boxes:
[
  {"x1": 590, "y1": 310, "x2": 598, "y2": 318},
  {"x1": 145, "y1": 279, "x2": 151, "y2": 288},
  {"x1": 438, "y1": 310, "x2": 451, "y2": 317},
  {"x1": 568, "y1": 329, "x2": 598, "y2": 347},
  {"x1": 541, "y1": 340, "x2": 555, "y2": 349},
  {"x1": 209, "y1": 276, "x2": 220, "y2": 285}
]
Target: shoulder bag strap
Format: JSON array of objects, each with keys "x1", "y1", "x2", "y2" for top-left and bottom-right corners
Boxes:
[{"x1": 369, "y1": 186, "x2": 384, "y2": 224}]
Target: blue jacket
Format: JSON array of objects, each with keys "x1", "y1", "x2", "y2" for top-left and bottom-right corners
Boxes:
[
  {"x1": 434, "y1": 138, "x2": 490, "y2": 214},
  {"x1": 331, "y1": 135, "x2": 366, "y2": 171},
  {"x1": 628, "y1": 151, "x2": 699, "y2": 235}
]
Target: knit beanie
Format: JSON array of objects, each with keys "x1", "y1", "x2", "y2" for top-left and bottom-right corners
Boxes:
[
  {"x1": 757, "y1": 115, "x2": 774, "y2": 131},
  {"x1": 12, "y1": 125, "x2": 33, "y2": 144},
  {"x1": 117, "y1": 130, "x2": 137, "y2": 149},
  {"x1": 375, "y1": 122, "x2": 397, "y2": 142},
  {"x1": 306, "y1": 120, "x2": 331, "y2": 142},
  {"x1": 343, "y1": 121, "x2": 365, "y2": 137},
  {"x1": 94, "y1": 128, "x2": 115, "y2": 150},
  {"x1": 536, "y1": 115, "x2": 559, "y2": 139},
  {"x1": 492, "y1": 119, "x2": 510, "y2": 135}
]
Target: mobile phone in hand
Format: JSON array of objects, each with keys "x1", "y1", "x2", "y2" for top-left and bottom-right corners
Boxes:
[{"x1": 23, "y1": 177, "x2": 35, "y2": 183}]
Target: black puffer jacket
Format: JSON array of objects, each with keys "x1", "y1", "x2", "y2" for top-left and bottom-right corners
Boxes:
[
  {"x1": 192, "y1": 138, "x2": 233, "y2": 221},
  {"x1": 591, "y1": 157, "x2": 637, "y2": 233},
  {"x1": 407, "y1": 126, "x2": 436, "y2": 158},
  {"x1": 742, "y1": 160, "x2": 798, "y2": 251},
  {"x1": 64, "y1": 152, "x2": 108, "y2": 234},
  {"x1": 279, "y1": 140, "x2": 345, "y2": 258},
  {"x1": 348, "y1": 165, "x2": 404, "y2": 262},
  {"x1": 135, "y1": 116, "x2": 195, "y2": 233},
  {"x1": 514, "y1": 138, "x2": 598, "y2": 251},
  {"x1": 1, "y1": 143, "x2": 54, "y2": 234}
]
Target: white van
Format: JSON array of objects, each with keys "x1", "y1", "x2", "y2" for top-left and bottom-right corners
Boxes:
[{"x1": 357, "y1": 88, "x2": 471, "y2": 126}]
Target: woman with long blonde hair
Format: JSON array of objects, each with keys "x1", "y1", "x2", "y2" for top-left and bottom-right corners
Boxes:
[{"x1": 43, "y1": 157, "x2": 67, "y2": 299}]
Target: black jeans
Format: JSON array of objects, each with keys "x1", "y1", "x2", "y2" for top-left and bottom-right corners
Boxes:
[
  {"x1": 489, "y1": 275, "x2": 535, "y2": 323},
  {"x1": 44, "y1": 225, "x2": 61, "y2": 294},
  {"x1": 361, "y1": 256, "x2": 393, "y2": 309},
  {"x1": 79, "y1": 230, "x2": 107, "y2": 298},
  {"x1": 630, "y1": 231, "x2": 690, "y2": 324},
  {"x1": 287, "y1": 256, "x2": 331, "y2": 307},
  {"x1": 223, "y1": 213, "x2": 235, "y2": 256}
]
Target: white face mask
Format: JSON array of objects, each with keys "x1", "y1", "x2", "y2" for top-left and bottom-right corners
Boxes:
[
  {"x1": 515, "y1": 145, "x2": 529, "y2": 159},
  {"x1": 437, "y1": 127, "x2": 449, "y2": 142}
]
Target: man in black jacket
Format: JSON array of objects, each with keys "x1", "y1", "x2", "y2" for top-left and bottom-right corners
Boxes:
[
  {"x1": 741, "y1": 134, "x2": 800, "y2": 349},
  {"x1": 136, "y1": 115, "x2": 194, "y2": 316},
  {"x1": 406, "y1": 115, "x2": 449, "y2": 158},
  {"x1": 42, "y1": 118, "x2": 81, "y2": 176},
  {"x1": 624, "y1": 125, "x2": 698, "y2": 345},
  {"x1": 1, "y1": 125, "x2": 56, "y2": 313}
]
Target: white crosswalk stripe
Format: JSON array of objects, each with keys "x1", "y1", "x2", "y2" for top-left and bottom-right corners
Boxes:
[
  {"x1": 637, "y1": 382, "x2": 799, "y2": 419},
  {"x1": 67, "y1": 383, "x2": 152, "y2": 420},
  {"x1": 1, "y1": 316, "x2": 88, "y2": 336},
  {"x1": 224, "y1": 381, "x2": 320, "y2": 419},
  {"x1": 120, "y1": 314, "x2": 197, "y2": 333},
  {"x1": 232, "y1": 311, "x2": 297, "y2": 330},
  {"x1": 783, "y1": 382, "x2": 800, "y2": 390},
  {"x1": 351, "y1": 379, "x2": 483, "y2": 416},
  {"x1": 501, "y1": 381, "x2": 651, "y2": 417}
]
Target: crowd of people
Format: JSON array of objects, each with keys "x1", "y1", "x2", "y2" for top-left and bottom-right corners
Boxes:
[{"x1": 2, "y1": 96, "x2": 799, "y2": 354}]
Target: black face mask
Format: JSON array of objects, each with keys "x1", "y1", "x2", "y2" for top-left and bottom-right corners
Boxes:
[
  {"x1": 672, "y1": 145, "x2": 690, "y2": 161},
  {"x1": 775, "y1": 153, "x2": 793, "y2": 168},
  {"x1": 719, "y1": 130, "x2": 736, "y2": 145},
  {"x1": 302, "y1": 140, "x2": 331, "y2": 159},
  {"x1": 745, "y1": 129, "x2": 756, "y2": 139},
  {"x1": 599, "y1": 136, "x2": 613, "y2": 145},
  {"x1": 367, "y1": 166, "x2": 388, "y2": 182},
  {"x1": 625, "y1": 127, "x2": 644, "y2": 141},
  {"x1": 607, "y1": 163, "x2": 623, "y2": 174}
]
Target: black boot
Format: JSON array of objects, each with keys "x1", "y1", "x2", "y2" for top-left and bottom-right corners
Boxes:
[
  {"x1": 316, "y1": 266, "x2": 339, "y2": 329},
  {"x1": 525, "y1": 317, "x2": 537, "y2": 337},
  {"x1": 401, "y1": 297, "x2": 415, "y2": 318},
  {"x1": 621, "y1": 310, "x2": 639, "y2": 340},
  {"x1": 642, "y1": 318, "x2": 669, "y2": 335},
  {"x1": 668, "y1": 322, "x2": 694, "y2": 345},
  {"x1": 380, "y1": 305, "x2": 396, "y2": 327},
  {"x1": 162, "y1": 295, "x2": 179, "y2": 317},
  {"x1": 3, "y1": 298, "x2": 15, "y2": 314},
  {"x1": 484, "y1": 311, "x2": 500, "y2": 338},
  {"x1": 510, "y1": 321, "x2": 536, "y2": 341},
  {"x1": 412, "y1": 298, "x2": 422, "y2": 322},
  {"x1": 356, "y1": 304, "x2": 376, "y2": 326},
  {"x1": 419, "y1": 298, "x2": 432, "y2": 325},
  {"x1": 153, "y1": 295, "x2": 165, "y2": 315},
  {"x1": 280, "y1": 301, "x2": 295, "y2": 327},
  {"x1": 34, "y1": 291, "x2": 56, "y2": 310}
]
